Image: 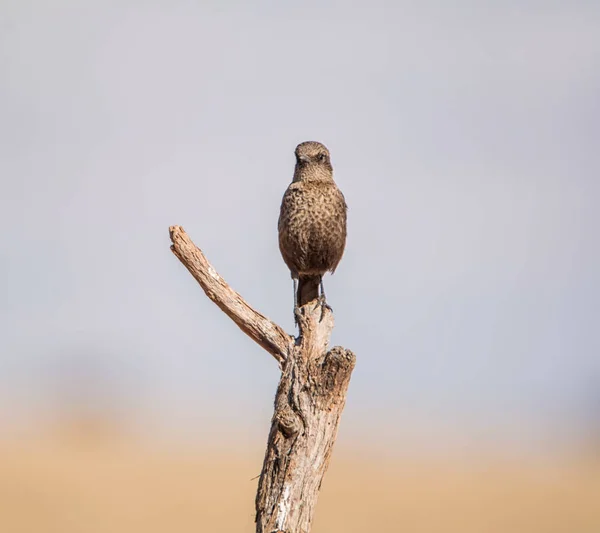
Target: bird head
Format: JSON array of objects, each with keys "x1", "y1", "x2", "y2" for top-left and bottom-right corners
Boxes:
[{"x1": 293, "y1": 141, "x2": 333, "y2": 182}]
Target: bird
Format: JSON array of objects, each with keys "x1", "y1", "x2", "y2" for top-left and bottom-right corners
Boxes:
[{"x1": 278, "y1": 141, "x2": 347, "y2": 317}]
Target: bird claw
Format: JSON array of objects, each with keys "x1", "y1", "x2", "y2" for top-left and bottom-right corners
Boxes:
[
  {"x1": 318, "y1": 294, "x2": 332, "y2": 321},
  {"x1": 294, "y1": 306, "x2": 302, "y2": 327}
]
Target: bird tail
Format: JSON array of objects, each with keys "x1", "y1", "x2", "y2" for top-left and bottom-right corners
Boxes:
[{"x1": 297, "y1": 275, "x2": 320, "y2": 307}]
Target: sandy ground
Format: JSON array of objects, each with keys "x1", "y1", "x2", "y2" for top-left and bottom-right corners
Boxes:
[{"x1": 0, "y1": 430, "x2": 599, "y2": 533}]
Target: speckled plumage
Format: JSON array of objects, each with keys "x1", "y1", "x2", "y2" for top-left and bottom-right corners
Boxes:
[{"x1": 278, "y1": 141, "x2": 347, "y2": 308}]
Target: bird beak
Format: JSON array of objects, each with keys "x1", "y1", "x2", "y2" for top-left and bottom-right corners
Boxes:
[{"x1": 298, "y1": 155, "x2": 310, "y2": 163}]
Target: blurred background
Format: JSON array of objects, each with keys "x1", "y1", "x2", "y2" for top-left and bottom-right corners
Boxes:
[{"x1": 1, "y1": 1, "x2": 599, "y2": 531}]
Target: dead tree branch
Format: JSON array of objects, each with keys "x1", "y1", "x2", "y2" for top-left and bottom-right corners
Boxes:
[
  {"x1": 170, "y1": 225, "x2": 292, "y2": 365},
  {"x1": 169, "y1": 225, "x2": 355, "y2": 533}
]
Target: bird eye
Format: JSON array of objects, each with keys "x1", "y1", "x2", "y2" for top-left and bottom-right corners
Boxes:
[{"x1": 318, "y1": 153, "x2": 328, "y2": 162}]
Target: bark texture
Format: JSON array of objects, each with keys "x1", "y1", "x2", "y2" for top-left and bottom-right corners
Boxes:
[
  {"x1": 169, "y1": 225, "x2": 355, "y2": 533},
  {"x1": 255, "y1": 305, "x2": 355, "y2": 533}
]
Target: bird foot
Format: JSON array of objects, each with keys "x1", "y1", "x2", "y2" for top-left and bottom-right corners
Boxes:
[
  {"x1": 294, "y1": 306, "x2": 302, "y2": 328},
  {"x1": 318, "y1": 294, "x2": 332, "y2": 321}
]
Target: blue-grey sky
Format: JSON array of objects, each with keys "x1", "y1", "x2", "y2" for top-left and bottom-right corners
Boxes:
[{"x1": 1, "y1": 0, "x2": 599, "y2": 454}]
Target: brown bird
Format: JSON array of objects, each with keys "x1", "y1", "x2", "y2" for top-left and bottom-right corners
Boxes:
[{"x1": 278, "y1": 141, "x2": 347, "y2": 315}]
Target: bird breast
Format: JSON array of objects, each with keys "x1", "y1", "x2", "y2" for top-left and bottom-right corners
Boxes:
[{"x1": 278, "y1": 180, "x2": 347, "y2": 276}]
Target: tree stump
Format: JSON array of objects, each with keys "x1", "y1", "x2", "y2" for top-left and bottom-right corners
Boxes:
[{"x1": 169, "y1": 226, "x2": 355, "y2": 533}]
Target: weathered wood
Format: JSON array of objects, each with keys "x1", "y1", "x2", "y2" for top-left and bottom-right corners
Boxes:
[
  {"x1": 256, "y1": 304, "x2": 355, "y2": 533},
  {"x1": 169, "y1": 225, "x2": 355, "y2": 533},
  {"x1": 170, "y1": 226, "x2": 293, "y2": 365}
]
